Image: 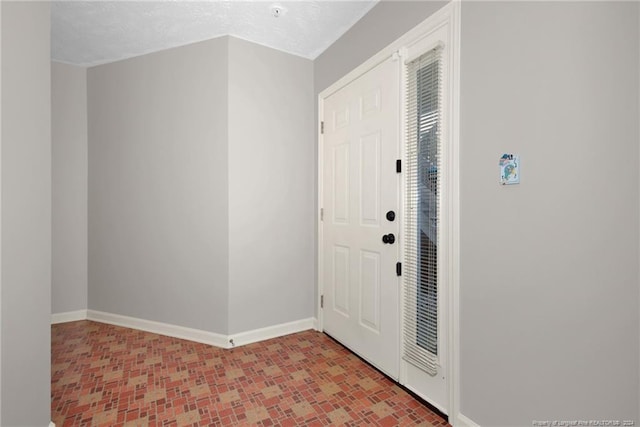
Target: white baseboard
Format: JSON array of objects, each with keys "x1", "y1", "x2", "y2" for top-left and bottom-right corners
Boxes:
[
  {"x1": 51, "y1": 309, "x2": 88, "y2": 324},
  {"x1": 87, "y1": 310, "x2": 230, "y2": 348},
  {"x1": 228, "y1": 318, "x2": 316, "y2": 348},
  {"x1": 85, "y1": 310, "x2": 317, "y2": 350},
  {"x1": 455, "y1": 413, "x2": 481, "y2": 427}
]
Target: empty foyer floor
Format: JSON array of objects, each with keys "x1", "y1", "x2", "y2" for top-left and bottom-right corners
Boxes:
[{"x1": 52, "y1": 320, "x2": 449, "y2": 426}]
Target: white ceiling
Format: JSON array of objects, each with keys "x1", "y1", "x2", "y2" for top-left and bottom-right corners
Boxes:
[{"x1": 51, "y1": 1, "x2": 379, "y2": 67}]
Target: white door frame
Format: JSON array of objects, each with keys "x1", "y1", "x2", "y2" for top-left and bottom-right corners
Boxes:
[{"x1": 317, "y1": 2, "x2": 461, "y2": 424}]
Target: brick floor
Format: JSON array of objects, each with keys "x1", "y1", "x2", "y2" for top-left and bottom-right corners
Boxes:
[{"x1": 52, "y1": 320, "x2": 449, "y2": 426}]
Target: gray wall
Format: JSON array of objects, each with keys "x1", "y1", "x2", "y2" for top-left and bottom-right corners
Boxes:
[
  {"x1": 315, "y1": 0, "x2": 640, "y2": 425},
  {"x1": 52, "y1": 62, "x2": 88, "y2": 314},
  {"x1": 460, "y1": 2, "x2": 639, "y2": 425},
  {"x1": 87, "y1": 35, "x2": 315, "y2": 336},
  {"x1": 1, "y1": 2, "x2": 3, "y2": 419},
  {"x1": 314, "y1": 0, "x2": 447, "y2": 95},
  {"x1": 88, "y1": 38, "x2": 229, "y2": 333},
  {"x1": 227, "y1": 37, "x2": 315, "y2": 334},
  {"x1": 0, "y1": 1, "x2": 52, "y2": 425}
]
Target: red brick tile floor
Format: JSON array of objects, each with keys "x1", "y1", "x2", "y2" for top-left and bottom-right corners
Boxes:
[{"x1": 52, "y1": 321, "x2": 450, "y2": 426}]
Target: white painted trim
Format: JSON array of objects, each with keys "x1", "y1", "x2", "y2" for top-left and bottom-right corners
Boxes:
[
  {"x1": 455, "y1": 413, "x2": 481, "y2": 427},
  {"x1": 228, "y1": 318, "x2": 315, "y2": 348},
  {"x1": 318, "y1": 1, "x2": 461, "y2": 421},
  {"x1": 403, "y1": 382, "x2": 448, "y2": 415},
  {"x1": 49, "y1": 422, "x2": 56, "y2": 427},
  {"x1": 87, "y1": 310, "x2": 230, "y2": 349},
  {"x1": 85, "y1": 310, "x2": 316, "y2": 350},
  {"x1": 51, "y1": 309, "x2": 87, "y2": 324},
  {"x1": 317, "y1": 99, "x2": 325, "y2": 333},
  {"x1": 449, "y1": 2, "x2": 462, "y2": 426}
]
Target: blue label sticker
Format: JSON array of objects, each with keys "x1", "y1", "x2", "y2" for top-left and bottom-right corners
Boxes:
[{"x1": 499, "y1": 154, "x2": 519, "y2": 185}]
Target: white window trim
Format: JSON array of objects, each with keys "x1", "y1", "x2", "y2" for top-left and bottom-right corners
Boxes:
[{"x1": 399, "y1": 12, "x2": 455, "y2": 416}]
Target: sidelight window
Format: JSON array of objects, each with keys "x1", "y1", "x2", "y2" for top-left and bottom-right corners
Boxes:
[{"x1": 403, "y1": 46, "x2": 442, "y2": 376}]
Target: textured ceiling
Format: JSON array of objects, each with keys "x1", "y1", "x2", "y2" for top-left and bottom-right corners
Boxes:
[{"x1": 51, "y1": 1, "x2": 379, "y2": 67}]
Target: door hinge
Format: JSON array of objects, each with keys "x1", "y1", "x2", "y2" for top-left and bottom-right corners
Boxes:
[
  {"x1": 320, "y1": 295, "x2": 324, "y2": 309},
  {"x1": 321, "y1": 121, "x2": 325, "y2": 134},
  {"x1": 396, "y1": 159, "x2": 401, "y2": 173},
  {"x1": 320, "y1": 208, "x2": 324, "y2": 221},
  {"x1": 396, "y1": 262, "x2": 402, "y2": 276}
]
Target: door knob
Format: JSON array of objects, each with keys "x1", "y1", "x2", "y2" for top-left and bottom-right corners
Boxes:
[
  {"x1": 382, "y1": 233, "x2": 395, "y2": 244},
  {"x1": 386, "y1": 211, "x2": 395, "y2": 222}
]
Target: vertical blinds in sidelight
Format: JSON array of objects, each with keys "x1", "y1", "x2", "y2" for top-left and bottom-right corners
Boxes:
[{"x1": 403, "y1": 46, "x2": 443, "y2": 376}]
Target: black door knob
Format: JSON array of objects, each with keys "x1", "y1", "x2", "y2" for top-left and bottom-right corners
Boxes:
[
  {"x1": 382, "y1": 233, "x2": 396, "y2": 244},
  {"x1": 386, "y1": 211, "x2": 395, "y2": 222}
]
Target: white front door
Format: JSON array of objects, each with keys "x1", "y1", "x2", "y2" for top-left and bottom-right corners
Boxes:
[{"x1": 320, "y1": 57, "x2": 400, "y2": 379}]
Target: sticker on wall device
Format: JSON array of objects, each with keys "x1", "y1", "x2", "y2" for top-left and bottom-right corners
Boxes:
[{"x1": 499, "y1": 153, "x2": 520, "y2": 185}]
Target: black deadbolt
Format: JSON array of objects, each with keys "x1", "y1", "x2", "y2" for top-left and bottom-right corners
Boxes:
[
  {"x1": 382, "y1": 233, "x2": 396, "y2": 244},
  {"x1": 386, "y1": 211, "x2": 396, "y2": 222}
]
